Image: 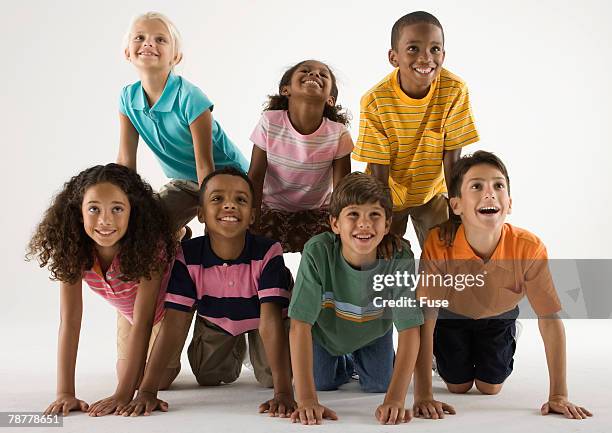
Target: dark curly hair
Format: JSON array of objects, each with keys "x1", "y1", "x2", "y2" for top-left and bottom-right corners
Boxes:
[
  {"x1": 26, "y1": 164, "x2": 176, "y2": 284},
  {"x1": 264, "y1": 60, "x2": 350, "y2": 126}
]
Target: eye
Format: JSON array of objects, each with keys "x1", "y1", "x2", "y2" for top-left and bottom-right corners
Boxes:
[
  {"x1": 370, "y1": 211, "x2": 382, "y2": 218},
  {"x1": 347, "y1": 211, "x2": 359, "y2": 217},
  {"x1": 156, "y1": 37, "x2": 167, "y2": 43},
  {"x1": 134, "y1": 35, "x2": 144, "y2": 41},
  {"x1": 112, "y1": 206, "x2": 124, "y2": 213},
  {"x1": 495, "y1": 182, "x2": 506, "y2": 190},
  {"x1": 470, "y1": 183, "x2": 482, "y2": 190},
  {"x1": 210, "y1": 195, "x2": 221, "y2": 202},
  {"x1": 407, "y1": 45, "x2": 418, "y2": 52},
  {"x1": 431, "y1": 46, "x2": 442, "y2": 53},
  {"x1": 87, "y1": 206, "x2": 99, "y2": 214},
  {"x1": 237, "y1": 196, "x2": 248, "y2": 204}
]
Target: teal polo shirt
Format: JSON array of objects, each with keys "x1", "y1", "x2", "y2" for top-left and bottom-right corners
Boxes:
[{"x1": 119, "y1": 73, "x2": 248, "y2": 182}]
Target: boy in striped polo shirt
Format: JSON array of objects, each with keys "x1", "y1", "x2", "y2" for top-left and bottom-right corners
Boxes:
[
  {"x1": 120, "y1": 167, "x2": 296, "y2": 417},
  {"x1": 353, "y1": 11, "x2": 479, "y2": 248},
  {"x1": 289, "y1": 173, "x2": 423, "y2": 425}
]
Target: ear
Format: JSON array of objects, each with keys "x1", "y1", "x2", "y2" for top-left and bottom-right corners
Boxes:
[
  {"x1": 440, "y1": 48, "x2": 446, "y2": 66},
  {"x1": 388, "y1": 49, "x2": 399, "y2": 68},
  {"x1": 507, "y1": 197, "x2": 513, "y2": 215},
  {"x1": 384, "y1": 217, "x2": 391, "y2": 235},
  {"x1": 197, "y1": 206, "x2": 205, "y2": 224},
  {"x1": 172, "y1": 52, "x2": 183, "y2": 67},
  {"x1": 249, "y1": 208, "x2": 255, "y2": 225},
  {"x1": 326, "y1": 95, "x2": 336, "y2": 107},
  {"x1": 280, "y1": 85, "x2": 290, "y2": 97},
  {"x1": 449, "y1": 197, "x2": 462, "y2": 216},
  {"x1": 330, "y1": 215, "x2": 341, "y2": 235},
  {"x1": 124, "y1": 47, "x2": 131, "y2": 62}
]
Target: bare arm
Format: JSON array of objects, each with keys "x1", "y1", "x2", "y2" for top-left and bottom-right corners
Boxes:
[
  {"x1": 375, "y1": 327, "x2": 420, "y2": 424},
  {"x1": 331, "y1": 155, "x2": 351, "y2": 189},
  {"x1": 117, "y1": 113, "x2": 139, "y2": 171},
  {"x1": 44, "y1": 280, "x2": 88, "y2": 416},
  {"x1": 369, "y1": 163, "x2": 390, "y2": 187},
  {"x1": 289, "y1": 319, "x2": 337, "y2": 425},
  {"x1": 442, "y1": 149, "x2": 461, "y2": 193},
  {"x1": 538, "y1": 315, "x2": 591, "y2": 419},
  {"x1": 190, "y1": 110, "x2": 215, "y2": 187},
  {"x1": 87, "y1": 274, "x2": 161, "y2": 416},
  {"x1": 247, "y1": 145, "x2": 268, "y2": 230},
  {"x1": 257, "y1": 303, "x2": 295, "y2": 416}
]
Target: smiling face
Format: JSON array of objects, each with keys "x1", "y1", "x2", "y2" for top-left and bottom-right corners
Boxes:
[
  {"x1": 450, "y1": 164, "x2": 512, "y2": 232},
  {"x1": 330, "y1": 202, "x2": 390, "y2": 267},
  {"x1": 281, "y1": 60, "x2": 336, "y2": 106},
  {"x1": 81, "y1": 182, "x2": 131, "y2": 252},
  {"x1": 125, "y1": 18, "x2": 181, "y2": 72},
  {"x1": 388, "y1": 23, "x2": 445, "y2": 99},
  {"x1": 198, "y1": 174, "x2": 254, "y2": 241}
]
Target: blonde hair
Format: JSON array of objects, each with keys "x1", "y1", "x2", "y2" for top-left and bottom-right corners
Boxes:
[{"x1": 124, "y1": 12, "x2": 182, "y2": 63}]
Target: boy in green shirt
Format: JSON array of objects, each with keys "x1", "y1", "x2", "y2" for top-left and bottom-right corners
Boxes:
[{"x1": 289, "y1": 172, "x2": 424, "y2": 425}]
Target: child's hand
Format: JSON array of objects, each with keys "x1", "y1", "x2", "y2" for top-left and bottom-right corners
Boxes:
[
  {"x1": 541, "y1": 396, "x2": 592, "y2": 419},
  {"x1": 378, "y1": 233, "x2": 407, "y2": 261},
  {"x1": 290, "y1": 401, "x2": 338, "y2": 425},
  {"x1": 44, "y1": 394, "x2": 89, "y2": 416},
  {"x1": 375, "y1": 401, "x2": 412, "y2": 425},
  {"x1": 258, "y1": 392, "x2": 297, "y2": 418},
  {"x1": 413, "y1": 398, "x2": 456, "y2": 419},
  {"x1": 118, "y1": 391, "x2": 168, "y2": 417},
  {"x1": 436, "y1": 218, "x2": 460, "y2": 247},
  {"x1": 87, "y1": 393, "x2": 132, "y2": 417}
]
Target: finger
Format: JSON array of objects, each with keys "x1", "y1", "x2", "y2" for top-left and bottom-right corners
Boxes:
[
  {"x1": 290, "y1": 409, "x2": 299, "y2": 423},
  {"x1": 43, "y1": 403, "x2": 54, "y2": 416},
  {"x1": 562, "y1": 405, "x2": 572, "y2": 419},
  {"x1": 277, "y1": 403, "x2": 286, "y2": 418},
  {"x1": 427, "y1": 403, "x2": 439, "y2": 419},
  {"x1": 403, "y1": 408, "x2": 413, "y2": 423},
  {"x1": 378, "y1": 407, "x2": 390, "y2": 424},
  {"x1": 396, "y1": 408, "x2": 405, "y2": 425},
  {"x1": 307, "y1": 408, "x2": 318, "y2": 425},
  {"x1": 79, "y1": 400, "x2": 89, "y2": 413},
  {"x1": 48, "y1": 403, "x2": 60, "y2": 416},
  {"x1": 63, "y1": 402, "x2": 72, "y2": 417},
  {"x1": 433, "y1": 402, "x2": 445, "y2": 419},
  {"x1": 131, "y1": 403, "x2": 145, "y2": 417},
  {"x1": 159, "y1": 399, "x2": 169, "y2": 412},
  {"x1": 258, "y1": 402, "x2": 269, "y2": 413},
  {"x1": 300, "y1": 409, "x2": 309, "y2": 425},
  {"x1": 419, "y1": 404, "x2": 430, "y2": 419},
  {"x1": 541, "y1": 402, "x2": 550, "y2": 415},
  {"x1": 387, "y1": 407, "x2": 399, "y2": 425},
  {"x1": 268, "y1": 401, "x2": 278, "y2": 417},
  {"x1": 323, "y1": 407, "x2": 338, "y2": 421},
  {"x1": 568, "y1": 405, "x2": 583, "y2": 420},
  {"x1": 579, "y1": 407, "x2": 593, "y2": 417},
  {"x1": 575, "y1": 407, "x2": 589, "y2": 419}
]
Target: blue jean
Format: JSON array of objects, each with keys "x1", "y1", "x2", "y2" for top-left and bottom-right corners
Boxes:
[{"x1": 312, "y1": 330, "x2": 394, "y2": 393}]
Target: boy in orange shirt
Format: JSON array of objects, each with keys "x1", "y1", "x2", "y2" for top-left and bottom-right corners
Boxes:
[{"x1": 413, "y1": 151, "x2": 592, "y2": 420}]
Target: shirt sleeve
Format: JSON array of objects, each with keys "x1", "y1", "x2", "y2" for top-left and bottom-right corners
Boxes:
[
  {"x1": 334, "y1": 127, "x2": 354, "y2": 159},
  {"x1": 443, "y1": 83, "x2": 480, "y2": 150},
  {"x1": 524, "y1": 244, "x2": 562, "y2": 317},
  {"x1": 164, "y1": 247, "x2": 197, "y2": 312},
  {"x1": 182, "y1": 85, "x2": 214, "y2": 125},
  {"x1": 389, "y1": 249, "x2": 424, "y2": 331},
  {"x1": 288, "y1": 243, "x2": 324, "y2": 325},
  {"x1": 258, "y1": 242, "x2": 292, "y2": 307},
  {"x1": 119, "y1": 86, "x2": 129, "y2": 116},
  {"x1": 416, "y1": 230, "x2": 450, "y2": 303},
  {"x1": 352, "y1": 95, "x2": 391, "y2": 165},
  {"x1": 249, "y1": 113, "x2": 269, "y2": 151}
]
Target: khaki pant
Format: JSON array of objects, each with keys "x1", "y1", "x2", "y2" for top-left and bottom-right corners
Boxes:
[
  {"x1": 391, "y1": 194, "x2": 449, "y2": 247},
  {"x1": 187, "y1": 316, "x2": 282, "y2": 388},
  {"x1": 158, "y1": 179, "x2": 200, "y2": 232},
  {"x1": 116, "y1": 313, "x2": 182, "y2": 369}
]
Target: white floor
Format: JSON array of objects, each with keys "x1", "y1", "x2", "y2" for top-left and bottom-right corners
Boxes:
[{"x1": 1, "y1": 319, "x2": 610, "y2": 433}]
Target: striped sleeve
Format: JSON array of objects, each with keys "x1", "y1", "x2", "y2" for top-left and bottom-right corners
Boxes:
[
  {"x1": 353, "y1": 95, "x2": 391, "y2": 165},
  {"x1": 164, "y1": 247, "x2": 197, "y2": 312},
  {"x1": 443, "y1": 84, "x2": 479, "y2": 150},
  {"x1": 258, "y1": 242, "x2": 292, "y2": 306},
  {"x1": 249, "y1": 113, "x2": 269, "y2": 152},
  {"x1": 334, "y1": 127, "x2": 354, "y2": 159}
]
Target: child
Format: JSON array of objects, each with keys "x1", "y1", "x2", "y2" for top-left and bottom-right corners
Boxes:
[
  {"x1": 119, "y1": 167, "x2": 295, "y2": 417},
  {"x1": 413, "y1": 151, "x2": 592, "y2": 420},
  {"x1": 118, "y1": 11, "x2": 248, "y2": 235},
  {"x1": 289, "y1": 172, "x2": 423, "y2": 425},
  {"x1": 352, "y1": 11, "x2": 479, "y2": 248},
  {"x1": 27, "y1": 164, "x2": 179, "y2": 417},
  {"x1": 248, "y1": 59, "x2": 353, "y2": 253}
]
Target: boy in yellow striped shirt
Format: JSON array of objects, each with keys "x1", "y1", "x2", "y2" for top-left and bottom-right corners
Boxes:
[{"x1": 353, "y1": 11, "x2": 479, "y2": 247}]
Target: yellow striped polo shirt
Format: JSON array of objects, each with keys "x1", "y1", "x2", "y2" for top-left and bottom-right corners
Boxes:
[{"x1": 353, "y1": 68, "x2": 479, "y2": 211}]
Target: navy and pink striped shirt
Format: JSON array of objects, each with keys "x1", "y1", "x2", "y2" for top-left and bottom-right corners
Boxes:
[{"x1": 164, "y1": 232, "x2": 292, "y2": 336}]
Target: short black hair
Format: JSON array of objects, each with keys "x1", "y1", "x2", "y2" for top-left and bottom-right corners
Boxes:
[
  {"x1": 449, "y1": 151, "x2": 511, "y2": 198},
  {"x1": 330, "y1": 172, "x2": 393, "y2": 219},
  {"x1": 198, "y1": 166, "x2": 254, "y2": 206},
  {"x1": 391, "y1": 11, "x2": 444, "y2": 50}
]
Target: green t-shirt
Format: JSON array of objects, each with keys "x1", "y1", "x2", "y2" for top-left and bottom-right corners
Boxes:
[{"x1": 289, "y1": 232, "x2": 423, "y2": 356}]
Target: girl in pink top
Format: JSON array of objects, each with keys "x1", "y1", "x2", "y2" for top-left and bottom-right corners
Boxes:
[
  {"x1": 27, "y1": 164, "x2": 178, "y2": 417},
  {"x1": 248, "y1": 59, "x2": 353, "y2": 252}
]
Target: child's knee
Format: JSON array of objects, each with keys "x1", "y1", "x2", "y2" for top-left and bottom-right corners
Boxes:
[
  {"x1": 446, "y1": 381, "x2": 474, "y2": 394},
  {"x1": 475, "y1": 379, "x2": 503, "y2": 395}
]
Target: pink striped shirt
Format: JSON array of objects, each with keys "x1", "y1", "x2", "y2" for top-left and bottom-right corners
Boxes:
[
  {"x1": 83, "y1": 254, "x2": 170, "y2": 325},
  {"x1": 250, "y1": 110, "x2": 354, "y2": 211}
]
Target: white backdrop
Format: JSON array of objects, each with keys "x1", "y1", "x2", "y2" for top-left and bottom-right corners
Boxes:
[{"x1": 2, "y1": 0, "x2": 611, "y2": 330}]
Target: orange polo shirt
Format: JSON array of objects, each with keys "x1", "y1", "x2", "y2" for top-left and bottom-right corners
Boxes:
[{"x1": 417, "y1": 224, "x2": 562, "y2": 319}]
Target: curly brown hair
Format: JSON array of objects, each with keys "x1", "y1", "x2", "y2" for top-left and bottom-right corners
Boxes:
[
  {"x1": 26, "y1": 164, "x2": 176, "y2": 283},
  {"x1": 264, "y1": 60, "x2": 351, "y2": 126}
]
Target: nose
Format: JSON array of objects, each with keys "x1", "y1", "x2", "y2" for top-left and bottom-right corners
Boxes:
[
  {"x1": 483, "y1": 184, "x2": 496, "y2": 199},
  {"x1": 418, "y1": 50, "x2": 433, "y2": 62},
  {"x1": 357, "y1": 215, "x2": 371, "y2": 229},
  {"x1": 308, "y1": 70, "x2": 320, "y2": 78},
  {"x1": 99, "y1": 210, "x2": 113, "y2": 225},
  {"x1": 223, "y1": 200, "x2": 236, "y2": 210}
]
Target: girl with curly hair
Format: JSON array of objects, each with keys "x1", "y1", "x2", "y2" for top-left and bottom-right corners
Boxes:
[
  {"x1": 248, "y1": 60, "x2": 354, "y2": 253},
  {"x1": 27, "y1": 164, "x2": 182, "y2": 417}
]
